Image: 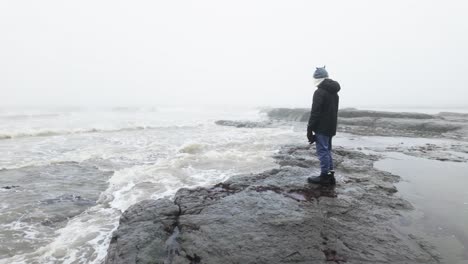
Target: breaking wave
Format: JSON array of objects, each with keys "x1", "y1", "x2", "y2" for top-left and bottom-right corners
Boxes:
[
  {"x1": 0, "y1": 125, "x2": 197, "y2": 140},
  {"x1": 0, "y1": 113, "x2": 63, "y2": 120}
]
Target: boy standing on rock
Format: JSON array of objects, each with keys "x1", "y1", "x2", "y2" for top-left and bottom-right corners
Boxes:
[{"x1": 307, "y1": 66, "x2": 341, "y2": 185}]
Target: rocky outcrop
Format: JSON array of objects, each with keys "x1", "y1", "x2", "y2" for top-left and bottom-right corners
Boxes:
[
  {"x1": 392, "y1": 143, "x2": 468, "y2": 163},
  {"x1": 267, "y1": 108, "x2": 436, "y2": 122},
  {"x1": 338, "y1": 109, "x2": 434, "y2": 119},
  {"x1": 266, "y1": 108, "x2": 466, "y2": 139},
  {"x1": 105, "y1": 145, "x2": 439, "y2": 264},
  {"x1": 104, "y1": 199, "x2": 181, "y2": 264},
  {"x1": 265, "y1": 108, "x2": 312, "y2": 122},
  {"x1": 214, "y1": 120, "x2": 273, "y2": 128}
]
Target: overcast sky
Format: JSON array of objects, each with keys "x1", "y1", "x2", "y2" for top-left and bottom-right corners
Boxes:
[{"x1": 1, "y1": 0, "x2": 467, "y2": 108}]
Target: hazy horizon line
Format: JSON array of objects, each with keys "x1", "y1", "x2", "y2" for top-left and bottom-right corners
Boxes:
[{"x1": 2, "y1": 103, "x2": 468, "y2": 110}]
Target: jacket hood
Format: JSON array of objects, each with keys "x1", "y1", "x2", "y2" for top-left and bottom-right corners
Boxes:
[{"x1": 318, "y1": 78, "x2": 341, "y2": 94}]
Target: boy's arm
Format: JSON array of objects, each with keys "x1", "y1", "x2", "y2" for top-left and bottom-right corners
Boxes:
[{"x1": 307, "y1": 90, "x2": 324, "y2": 138}]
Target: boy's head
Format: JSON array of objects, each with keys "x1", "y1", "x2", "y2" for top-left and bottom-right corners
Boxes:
[{"x1": 313, "y1": 66, "x2": 328, "y2": 79}]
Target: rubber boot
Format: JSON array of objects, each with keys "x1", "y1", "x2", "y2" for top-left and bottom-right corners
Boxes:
[
  {"x1": 307, "y1": 171, "x2": 336, "y2": 185},
  {"x1": 329, "y1": 170, "x2": 336, "y2": 185}
]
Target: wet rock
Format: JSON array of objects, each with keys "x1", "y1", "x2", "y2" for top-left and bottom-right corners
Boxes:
[
  {"x1": 266, "y1": 108, "x2": 310, "y2": 122},
  {"x1": 380, "y1": 141, "x2": 468, "y2": 163},
  {"x1": 105, "y1": 145, "x2": 439, "y2": 264},
  {"x1": 267, "y1": 108, "x2": 435, "y2": 121},
  {"x1": 266, "y1": 108, "x2": 467, "y2": 139},
  {"x1": 105, "y1": 199, "x2": 180, "y2": 264},
  {"x1": 402, "y1": 144, "x2": 468, "y2": 163},
  {"x1": 1, "y1": 185, "x2": 19, "y2": 189},
  {"x1": 438, "y1": 112, "x2": 468, "y2": 122},
  {"x1": 338, "y1": 109, "x2": 434, "y2": 119},
  {"x1": 214, "y1": 120, "x2": 273, "y2": 128}
]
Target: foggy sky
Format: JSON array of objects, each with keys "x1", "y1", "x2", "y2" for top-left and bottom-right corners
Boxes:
[{"x1": 1, "y1": 1, "x2": 467, "y2": 108}]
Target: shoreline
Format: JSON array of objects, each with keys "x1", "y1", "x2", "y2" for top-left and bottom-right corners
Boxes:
[
  {"x1": 104, "y1": 143, "x2": 441, "y2": 264},
  {"x1": 104, "y1": 108, "x2": 468, "y2": 263}
]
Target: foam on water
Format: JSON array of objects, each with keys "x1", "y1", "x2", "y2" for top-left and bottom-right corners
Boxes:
[
  {"x1": 3, "y1": 106, "x2": 467, "y2": 263},
  {"x1": 0, "y1": 107, "x2": 297, "y2": 264},
  {"x1": 0, "y1": 125, "x2": 192, "y2": 140},
  {"x1": 2, "y1": 140, "x2": 282, "y2": 263}
]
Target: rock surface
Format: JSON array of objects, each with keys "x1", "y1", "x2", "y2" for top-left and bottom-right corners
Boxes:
[
  {"x1": 214, "y1": 120, "x2": 273, "y2": 128},
  {"x1": 266, "y1": 108, "x2": 468, "y2": 139},
  {"x1": 105, "y1": 145, "x2": 440, "y2": 264}
]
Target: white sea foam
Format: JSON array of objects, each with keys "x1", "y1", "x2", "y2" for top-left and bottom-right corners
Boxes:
[
  {"x1": 0, "y1": 125, "x2": 197, "y2": 141},
  {"x1": 1, "y1": 148, "x2": 275, "y2": 263},
  {"x1": 0, "y1": 107, "x2": 295, "y2": 264},
  {"x1": 4, "y1": 105, "x2": 466, "y2": 263}
]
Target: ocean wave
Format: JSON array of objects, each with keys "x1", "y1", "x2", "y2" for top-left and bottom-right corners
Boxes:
[
  {"x1": 0, "y1": 125, "x2": 197, "y2": 140},
  {"x1": 0, "y1": 121, "x2": 292, "y2": 264},
  {"x1": 0, "y1": 113, "x2": 63, "y2": 120}
]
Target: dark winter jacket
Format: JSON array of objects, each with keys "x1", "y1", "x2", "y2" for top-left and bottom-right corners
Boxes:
[{"x1": 307, "y1": 79, "x2": 341, "y2": 137}]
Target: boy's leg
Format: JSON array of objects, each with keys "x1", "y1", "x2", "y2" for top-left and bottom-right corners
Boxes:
[
  {"x1": 315, "y1": 133, "x2": 331, "y2": 174},
  {"x1": 308, "y1": 133, "x2": 335, "y2": 185},
  {"x1": 328, "y1": 136, "x2": 333, "y2": 171}
]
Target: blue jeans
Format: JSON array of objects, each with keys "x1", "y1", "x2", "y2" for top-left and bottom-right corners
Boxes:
[{"x1": 315, "y1": 133, "x2": 333, "y2": 174}]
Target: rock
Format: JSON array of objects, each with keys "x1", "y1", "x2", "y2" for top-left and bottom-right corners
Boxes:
[
  {"x1": 1, "y1": 185, "x2": 19, "y2": 189},
  {"x1": 105, "y1": 145, "x2": 439, "y2": 264},
  {"x1": 105, "y1": 199, "x2": 180, "y2": 264},
  {"x1": 214, "y1": 120, "x2": 273, "y2": 128},
  {"x1": 267, "y1": 108, "x2": 435, "y2": 121},
  {"x1": 266, "y1": 108, "x2": 466, "y2": 139},
  {"x1": 402, "y1": 144, "x2": 468, "y2": 163},
  {"x1": 338, "y1": 109, "x2": 434, "y2": 119},
  {"x1": 266, "y1": 108, "x2": 311, "y2": 122}
]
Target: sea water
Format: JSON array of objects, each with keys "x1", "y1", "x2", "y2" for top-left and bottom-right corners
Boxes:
[
  {"x1": 0, "y1": 106, "x2": 304, "y2": 264},
  {"x1": 1, "y1": 106, "x2": 467, "y2": 263}
]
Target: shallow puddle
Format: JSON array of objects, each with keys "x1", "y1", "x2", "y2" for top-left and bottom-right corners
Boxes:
[{"x1": 375, "y1": 152, "x2": 468, "y2": 264}]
